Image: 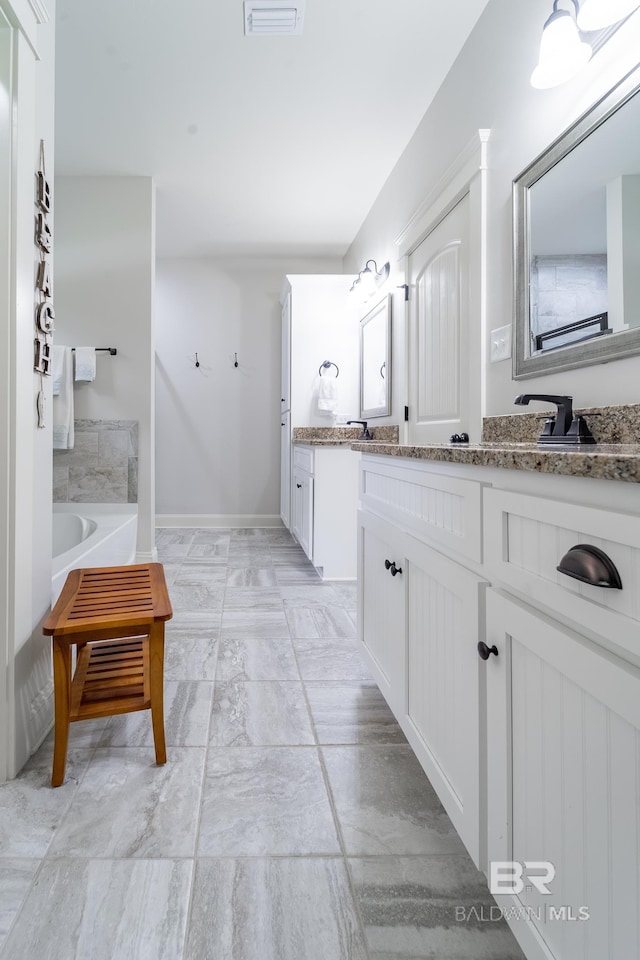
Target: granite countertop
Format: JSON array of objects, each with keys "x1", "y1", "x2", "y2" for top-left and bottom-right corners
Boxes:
[
  {"x1": 292, "y1": 425, "x2": 400, "y2": 446},
  {"x1": 350, "y1": 441, "x2": 640, "y2": 483}
]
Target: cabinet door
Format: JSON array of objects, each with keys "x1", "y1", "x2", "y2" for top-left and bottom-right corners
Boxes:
[
  {"x1": 403, "y1": 533, "x2": 484, "y2": 865},
  {"x1": 280, "y1": 411, "x2": 291, "y2": 529},
  {"x1": 358, "y1": 510, "x2": 406, "y2": 715},
  {"x1": 486, "y1": 589, "x2": 640, "y2": 960},
  {"x1": 281, "y1": 292, "x2": 291, "y2": 413},
  {"x1": 292, "y1": 468, "x2": 313, "y2": 561}
]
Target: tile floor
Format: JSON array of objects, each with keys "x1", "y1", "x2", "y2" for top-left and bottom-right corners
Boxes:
[{"x1": 0, "y1": 527, "x2": 525, "y2": 960}]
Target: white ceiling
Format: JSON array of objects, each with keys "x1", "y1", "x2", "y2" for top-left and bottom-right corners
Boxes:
[{"x1": 54, "y1": 0, "x2": 490, "y2": 259}]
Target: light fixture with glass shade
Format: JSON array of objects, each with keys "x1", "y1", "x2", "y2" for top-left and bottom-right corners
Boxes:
[
  {"x1": 531, "y1": 0, "x2": 592, "y2": 89},
  {"x1": 348, "y1": 259, "x2": 390, "y2": 302},
  {"x1": 577, "y1": 0, "x2": 639, "y2": 30}
]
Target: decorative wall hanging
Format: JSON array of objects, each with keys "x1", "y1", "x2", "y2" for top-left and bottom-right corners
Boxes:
[{"x1": 34, "y1": 140, "x2": 54, "y2": 427}]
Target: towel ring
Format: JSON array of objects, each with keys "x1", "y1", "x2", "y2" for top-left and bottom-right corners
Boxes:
[
  {"x1": 318, "y1": 360, "x2": 339, "y2": 377},
  {"x1": 380, "y1": 362, "x2": 385, "y2": 379}
]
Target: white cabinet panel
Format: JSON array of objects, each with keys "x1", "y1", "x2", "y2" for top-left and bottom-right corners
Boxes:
[
  {"x1": 292, "y1": 467, "x2": 313, "y2": 560},
  {"x1": 404, "y1": 534, "x2": 484, "y2": 864},
  {"x1": 486, "y1": 588, "x2": 640, "y2": 960},
  {"x1": 281, "y1": 291, "x2": 291, "y2": 413},
  {"x1": 358, "y1": 510, "x2": 406, "y2": 715},
  {"x1": 280, "y1": 411, "x2": 290, "y2": 529}
]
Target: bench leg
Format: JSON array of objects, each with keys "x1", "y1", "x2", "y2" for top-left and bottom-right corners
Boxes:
[
  {"x1": 149, "y1": 623, "x2": 166, "y2": 765},
  {"x1": 51, "y1": 639, "x2": 71, "y2": 787}
]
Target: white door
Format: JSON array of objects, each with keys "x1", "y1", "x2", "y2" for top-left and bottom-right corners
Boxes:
[
  {"x1": 407, "y1": 193, "x2": 471, "y2": 444},
  {"x1": 281, "y1": 291, "x2": 291, "y2": 413}
]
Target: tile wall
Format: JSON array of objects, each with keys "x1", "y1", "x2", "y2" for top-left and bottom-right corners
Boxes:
[{"x1": 53, "y1": 419, "x2": 138, "y2": 503}]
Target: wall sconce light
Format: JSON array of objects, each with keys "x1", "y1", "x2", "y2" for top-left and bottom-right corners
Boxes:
[
  {"x1": 577, "y1": 0, "x2": 639, "y2": 30},
  {"x1": 349, "y1": 259, "x2": 390, "y2": 302},
  {"x1": 531, "y1": 0, "x2": 592, "y2": 89}
]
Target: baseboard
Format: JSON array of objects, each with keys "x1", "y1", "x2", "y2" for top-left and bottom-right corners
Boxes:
[
  {"x1": 156, "y1": 514, "x2": 284, "y2": 529},
  {"x1": 136, "y1": 548, "x2": 159, "y2": 563}
]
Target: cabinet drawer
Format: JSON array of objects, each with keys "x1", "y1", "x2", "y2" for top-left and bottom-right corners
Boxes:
[
  {"x1": 360, "y1": 457, "x2": 484, "y2": 562},
  {"x1": 484, "y1": 488, "x2": 640, "y2": 658},
  {"x1": 293, "y1": 444, "x2": 314, "y2": 475}
]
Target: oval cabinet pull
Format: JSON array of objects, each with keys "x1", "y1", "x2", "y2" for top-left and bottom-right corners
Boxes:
[
  {"x1": 477, "y1": 641, "x2": 498, "y2": 660},
  {"x1": 557, "y1": 544, "x2": 622, "y2": 589}
]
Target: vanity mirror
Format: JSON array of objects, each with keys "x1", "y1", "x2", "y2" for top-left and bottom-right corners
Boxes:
[
  {"x1": 360, "y1": 294, "x2": 391, "y2": 418},
  {"x1": 514, "y1": 63, "x2": 640, "y2": 378}
]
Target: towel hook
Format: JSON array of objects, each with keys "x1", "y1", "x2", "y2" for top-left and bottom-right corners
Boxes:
[
  {"x1": 318, "y1": 360, "x2": 339, "y2": 378},
  {"x1": 380, "y1": 362, "x2": 385, "y2": 379},
  {"x1": 195, "y1": 352, "x2": 200, "y2": 368},
  {"x1": 234, "y1": 352, "x2": 239, "y2": 368}
]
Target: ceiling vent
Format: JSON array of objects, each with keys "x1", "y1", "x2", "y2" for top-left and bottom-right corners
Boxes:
[{"x1": 244, "y1": 0, "x2": 305, "y2": 36}]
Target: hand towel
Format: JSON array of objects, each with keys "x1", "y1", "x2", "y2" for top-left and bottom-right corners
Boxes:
[
  {"x1": 52, "y1": 346, "x2": 74, "y2": 449},
  {"x1": 52, "y1": 343, "x2": 65, "y2": 396},
  {"x1": 74, "y1": 346, "x2": 96, "y2": 382},
  {"x1": 317, "y1": 374, "x2": 339, "y2": 414}
]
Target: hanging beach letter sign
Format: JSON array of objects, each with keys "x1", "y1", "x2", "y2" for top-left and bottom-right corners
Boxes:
[{"x1": 34, "y1": 140, "x2": 54, "y2": 376}]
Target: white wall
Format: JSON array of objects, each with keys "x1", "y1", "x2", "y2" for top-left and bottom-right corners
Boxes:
[
  {"x1": 54, "y1": 176, "x2": 156, "y2": 557},
  {"x1": 156, "y1": 257, "x2": 342, "y2": 521},
  {"x1": 344, "y1": 0, "x2": 640, "y2": 417}
]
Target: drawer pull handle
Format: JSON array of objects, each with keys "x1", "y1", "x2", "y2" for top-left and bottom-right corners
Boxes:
[
  {"x1": 557, "y1": 544, "x2": 622, "y2": 589},
  {"x1": 477, "y1": 641, "x2": 498, "y2": 660},
  {"x1": 384, "y1": 559, "x2": 402, "y2": 576}
]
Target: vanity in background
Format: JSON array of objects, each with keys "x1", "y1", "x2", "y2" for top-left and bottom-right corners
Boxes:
[{"x1": 354, "y1": 409, "x2": 640, "y2": 960}]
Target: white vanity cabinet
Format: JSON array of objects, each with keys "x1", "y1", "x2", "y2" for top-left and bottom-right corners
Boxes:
[
  {"x1": 357, "y1": 455, "x2": 487, "y2": 864},
  {"x1": 292, "y1": 444, "x2": 359, "y2": 579}
]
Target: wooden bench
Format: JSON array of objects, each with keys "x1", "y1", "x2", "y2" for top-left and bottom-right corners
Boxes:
[{"x1": 43, "y1": 563, "x2": 173, "y2": 787}]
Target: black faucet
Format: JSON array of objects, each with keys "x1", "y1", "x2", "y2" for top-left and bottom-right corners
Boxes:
[
  {"x1": 514, "y1": 394, "x2": 596, "y2": 445},
  {"x1": 347, "y1": 420, "x2": 373, "y2": 441}
]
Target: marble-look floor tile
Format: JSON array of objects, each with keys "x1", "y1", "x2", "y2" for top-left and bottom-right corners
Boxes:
[
  {"x1": 187, "y1": 542, "x2": 230, "y2": 559},
  {"x1": 227, "y1": 555, "x2": 275, "y2": 570},
  {"x1": 306, "y1": 682, "x2": 407, "y2": 744},
  {"x1": 192, "y1": 530, "x2": 231, "y2": 544},
  {"x1": 227, "y1": 544, "x2": 273, "y2": 560},
  {"x1": 287, "y1": 604, "x2": 356, "y2": 639},
  {"x1": 349, "y1": 856, "x2": 526, "y2": 959},
  {"x1": 0, "y1": 748, "x2": 93, "y2": 857},
  {"x1": 43, "y1": 716, "x2": 111, "y2": 750},
  {"x1": 223, "y1": 588, "x2": 284, "y2": 611},
  {"x1": 48, "y1": 748, "x2": 206, "y2": 858},
  {"x1": 1, "y1": 859, "x2": 192, "y2": 960},
  {"x1": 216, "y1": 636, "x2": 299, "y2": 682},
  {"x1": 164, "y1": 633, "x2": 218, "y2": 681},
  {"x1": 100, "y1": 682, "x2": 213, "y2": 748},
  {"x1": 221, "y1": 610, "x2": 290, "y2": 640},
  {"x1": 322, "y1": 745, "x2": 466, "y2": 856},
  {"x1": 209, "y1": 681, "x2": 314, "y2": 746},
  {"x1": 198, "y1": 747, "x2": 340, "y2": 856},
  {"x1": 275, "y1": 564, "x2": 323, "y2": 584},
  {"x1": 185, "y1": 858, "x2": 368, "y2": 960},
  {"x1": 174, "y1": 561, "x2": 227, "y2": 583},
  {"x1": 280, "y1": 583, "x2": 340, "y2": 605},
  {"x1": 270, "y1": 547, "x2": 311, "y2": 565},
  {"x1": 0, "y1": 860, "x2": 40, "y2": 951},
  {"x1": 159, "y1": 561, "x2": 182, "y2": 586},
  {"x1": 226, "y1": 567, "x2": 278, "y2": 587},
  {"x1": 168, "y1": 581, "x2": 225, "y2": 610},
  {"x1": 326, "y1": 581, "x2": 358, "y2": 606},
  {"x1": 293, "y1": 638, "x2": 373, "y2": 681}
]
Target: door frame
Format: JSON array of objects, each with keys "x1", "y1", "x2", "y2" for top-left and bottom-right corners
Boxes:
[{"x1": 395, "y1": 129, "x2": 490, "y2": 444}]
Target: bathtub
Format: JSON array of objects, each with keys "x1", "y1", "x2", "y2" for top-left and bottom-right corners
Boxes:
[{"x1": 52, "y1": 503, "x2": 138, "y2": 604}]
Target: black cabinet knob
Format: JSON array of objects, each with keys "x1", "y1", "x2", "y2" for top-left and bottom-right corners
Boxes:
[
  {"x1": 390, "y1": 562, "x2": 402, "y2": 576},
  {"x1": 281, "y1": 422, "x2": 286, "y2": 426},
  {"x1": 281, "y1": 398, "x2": 286, "y2": 402},
  {"x1": 384, "y1": 559, "x2": 392, "y2": 570},
  {"x1": 477, "y1": 641, "x2": 498, "y2": 661},
  {"x1": 296, "y1": 483, "x2": 302, "y2": 489}
]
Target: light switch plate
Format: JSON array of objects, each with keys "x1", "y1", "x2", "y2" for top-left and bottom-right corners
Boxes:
[{"x1": 490, "y1": 324, "x2": 512, "y2": 362}]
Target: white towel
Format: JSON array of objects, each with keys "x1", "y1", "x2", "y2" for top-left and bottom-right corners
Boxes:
[
  {"x1": 317, "y1": 374, "x2": 339, "y2": 414},
  {"x1": 52, "y1": 343, "x2": 65, "y2": 396},
  {"x1": 74, "y1": 346, "x2": 96, "y2": 382},
  {"x1": 52, "y1": 346, "x2": 74, "y2": 449}
]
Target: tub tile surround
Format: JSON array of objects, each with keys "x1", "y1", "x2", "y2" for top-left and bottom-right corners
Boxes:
[
  {"x1": 351, "y1": 403, "x2": 640, "y2": 482},
  {"x1": 0, "y1": 527, "x2": 523, "y2": 960},
  {"x1": 293, "y1": 425, "x2": 399, "y2": 445},
  {"x1": 53, "y1": 419, "x2": 138, "y2": 503}
]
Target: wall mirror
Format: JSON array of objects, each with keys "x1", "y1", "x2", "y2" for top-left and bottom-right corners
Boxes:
[
  {"x1": 360, "y1": 294, "x2": 391, "y2": 417},
  {"x1": 514, "y1": 63, "x2": 640, "y2": 379}
]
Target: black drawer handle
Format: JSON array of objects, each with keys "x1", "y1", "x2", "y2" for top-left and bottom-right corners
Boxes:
[
  {"x1": 557, "y1": 544, "x2": 622, "y2": 589},
  {"x1": 478, "y1": 641, "x2": 498, "y2": 660},
  {"x1": 384, "y1": 559, "x2": 402, "y2": 576}
]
